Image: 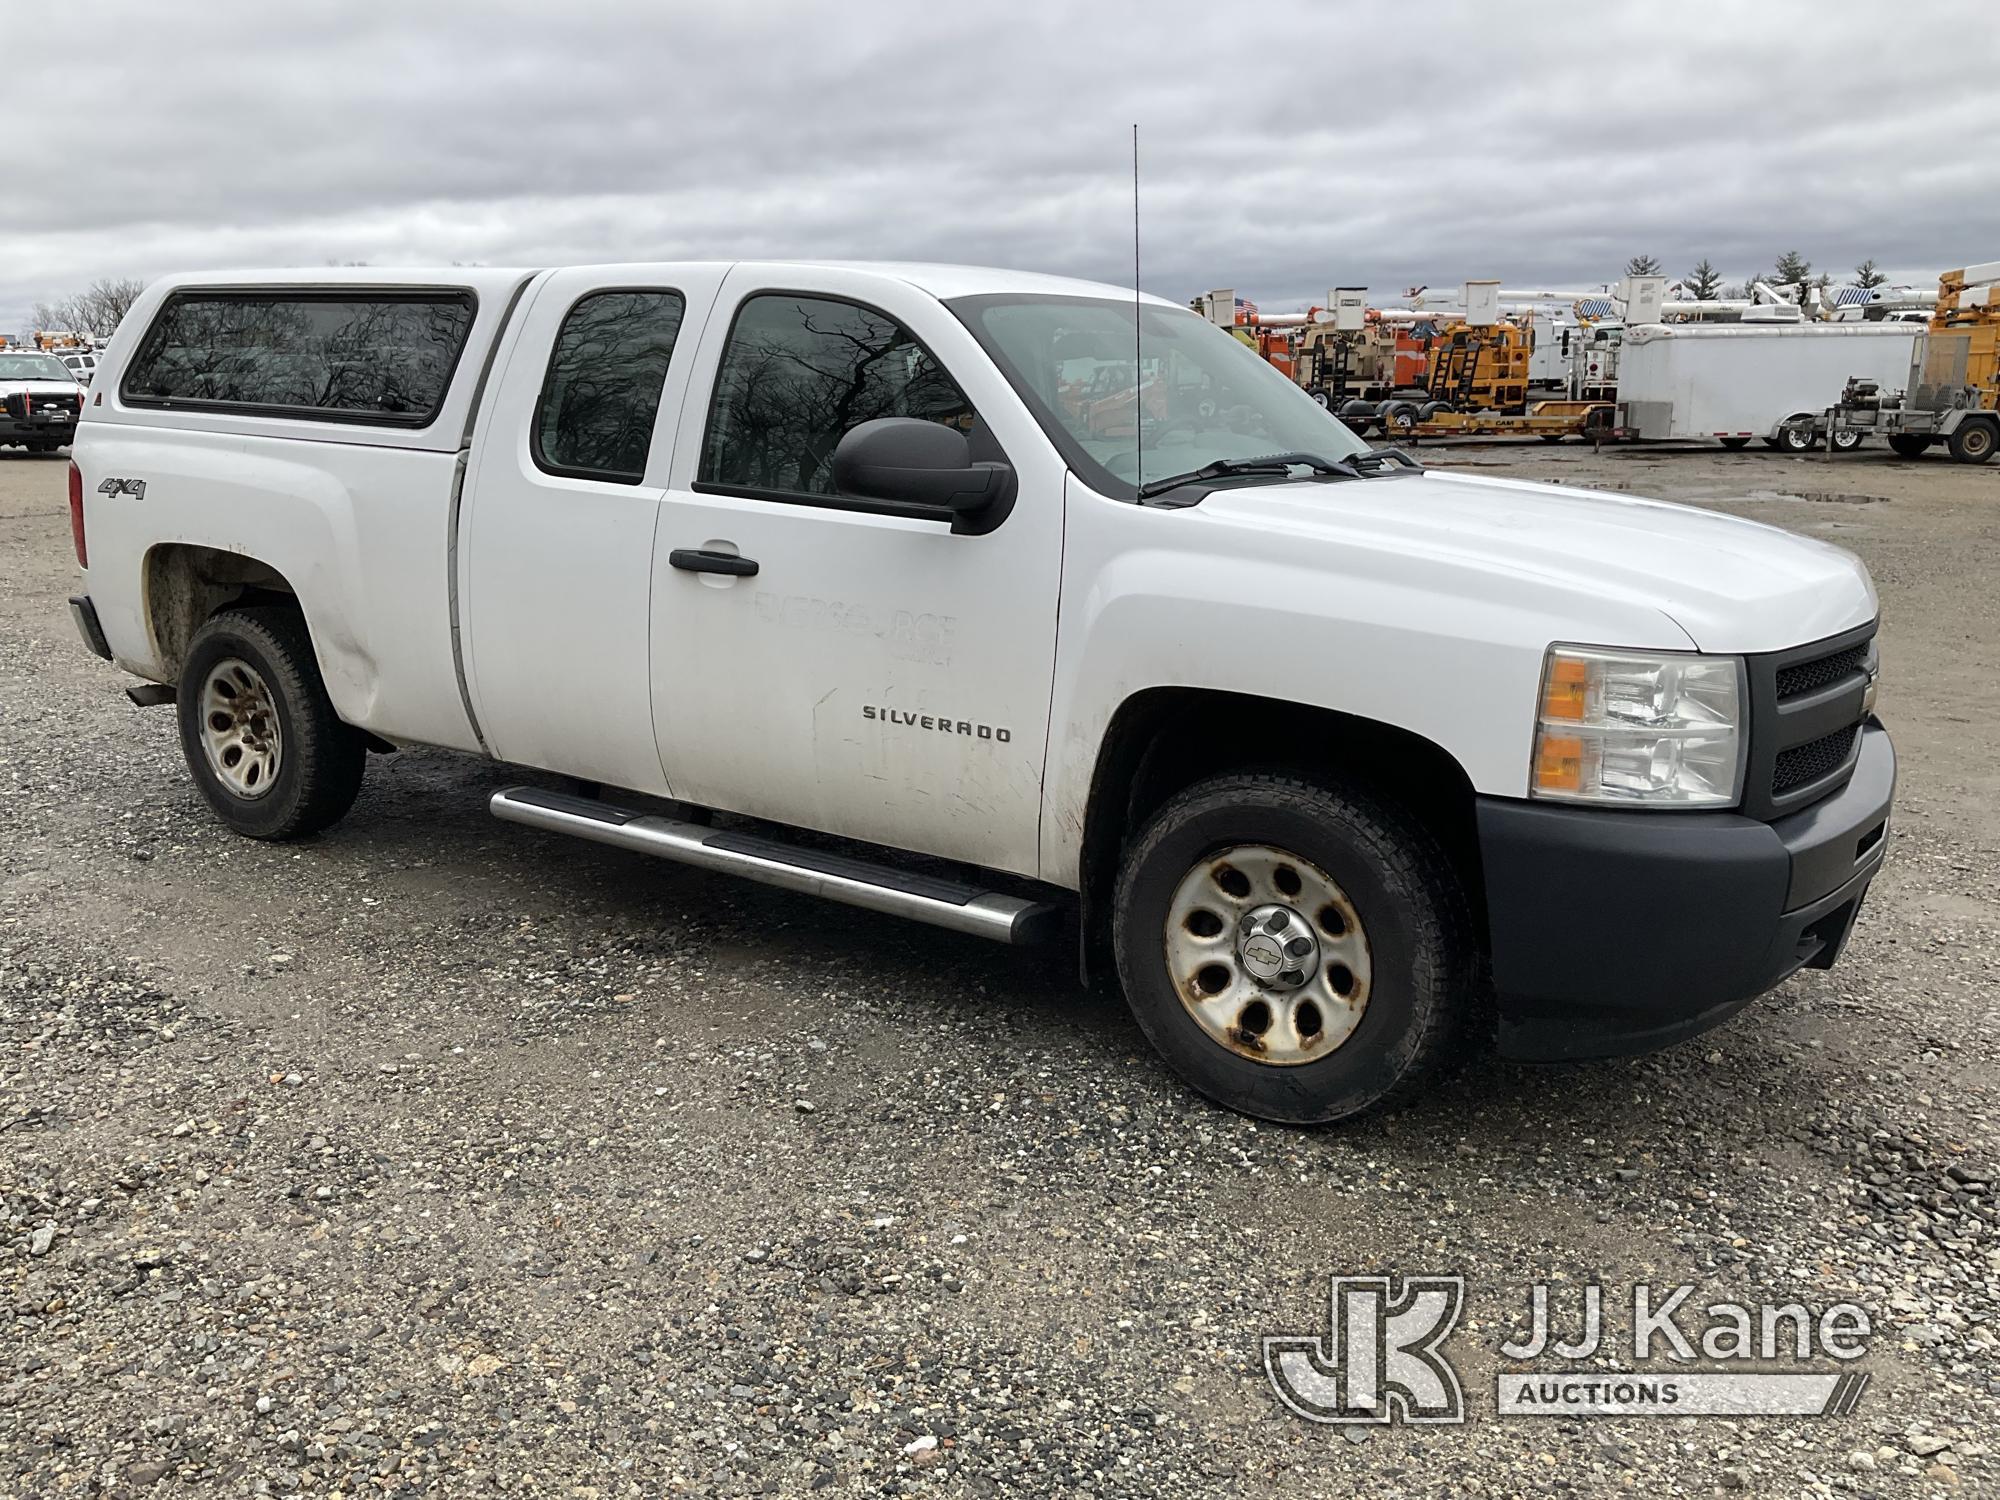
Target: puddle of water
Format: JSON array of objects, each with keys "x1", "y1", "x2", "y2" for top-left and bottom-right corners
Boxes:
[{"x1": 1731, "y1": 488, "x2": 1890, "y2": 505}]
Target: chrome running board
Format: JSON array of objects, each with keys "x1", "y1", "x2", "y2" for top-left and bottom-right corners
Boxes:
[{"x1": 489, "y1": 786, "x2": 1061, "y2": 945}]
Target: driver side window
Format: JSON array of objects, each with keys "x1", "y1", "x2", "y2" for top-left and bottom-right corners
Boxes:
[{"x1": 697, "y1": 294, "x2": 976, "y2": 502}]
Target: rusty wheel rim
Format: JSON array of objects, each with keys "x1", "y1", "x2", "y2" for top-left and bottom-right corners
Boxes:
[
  {"x1": 1162, "y1": 844, "x2": 1372, "y2": 1066},
  {"x1": 199, "y1": 657, "x2": 283, "y2": 800}
]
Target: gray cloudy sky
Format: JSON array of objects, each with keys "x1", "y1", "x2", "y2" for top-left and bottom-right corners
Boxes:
[{"x1": 8, "y1": 0, "x2": 1998, "y2": 332}]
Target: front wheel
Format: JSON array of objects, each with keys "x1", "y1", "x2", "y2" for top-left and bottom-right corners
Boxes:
[
  {"x1": 177, "y1": 606, "x2": 367, "y2": 839},
  {"x1": 1111, "y1": 773, "x2": 1473, "y2": 1124},
  {"x1": 1829, "y1": 428, "x2": 1864, "y2": 452},
  {"x1": 1888, "y1": 434, "x2": 1934, "y2": 459},
  {"x1": 1777, "y1": 417, "x2": 1817, "y2": 453}
]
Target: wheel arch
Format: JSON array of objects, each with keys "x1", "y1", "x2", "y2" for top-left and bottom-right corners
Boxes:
[
  {"x1": 1073, "y1": 686, "x2": 1487, "y2": 984},
  {"x1": 142, "y1": 542, "x2": 302, "y2": 684}
]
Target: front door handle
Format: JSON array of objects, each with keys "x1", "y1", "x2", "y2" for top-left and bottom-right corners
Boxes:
[{"x1": 669, "y1": 548, "x2": 759, "y2": 577}]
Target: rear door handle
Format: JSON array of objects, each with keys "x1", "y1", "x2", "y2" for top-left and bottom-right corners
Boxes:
[{"x1": 669, "y1": 548, "x2": 758, "y2": 577}]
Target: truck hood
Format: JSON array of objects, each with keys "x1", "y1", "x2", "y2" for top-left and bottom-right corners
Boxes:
[
  {"x1": 1194, "y1": 467, "x2": 1876, "y2": 654},
  {"x1": 1, "y1": 380, "x2": 83, "y2": 395}
]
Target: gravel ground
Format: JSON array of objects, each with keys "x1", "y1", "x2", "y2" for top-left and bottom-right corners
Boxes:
[{"x1": 2, "y1": 441, "x2": 1996, "y2": 1497}]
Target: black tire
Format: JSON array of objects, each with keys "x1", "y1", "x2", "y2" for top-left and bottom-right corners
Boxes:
[
  {"x1": 1718, "y1": 437, "x2": 1752, "y2": 451},
  {"x1": 1829, "y1": 428, "x2": 1864, "y2": 452},
  {"x1": 177, "y1": 606, "x2": 366, "y2": 839},
  {"x1": 1111, "y1": 772, "x2": 1473, "y2": 1124},
  {"x1": 1380, "y1": 401, "x2": 1419, "y2": 436},
  {"x1": 1777, "y1": 419, "x2": 1816, "y2": 453},
  {"x1": 1538, "y1": 433, "x2": 1563, "y2": 443},
  {"x1": 1947, "y1": 419, "x2": 1997, "y2": 465},
  {"x1": 1888, "y1": 434, "x2": 1933, "y2": 459}
]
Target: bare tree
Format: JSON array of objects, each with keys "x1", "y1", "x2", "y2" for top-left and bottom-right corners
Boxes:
[{"x1": 32, "y1": 276, "x2": 148, "y2": 341}]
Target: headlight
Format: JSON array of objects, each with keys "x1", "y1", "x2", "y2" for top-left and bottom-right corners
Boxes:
[{"x1": 1531, "y1": 646, "x2": 1744, "y2": 807}]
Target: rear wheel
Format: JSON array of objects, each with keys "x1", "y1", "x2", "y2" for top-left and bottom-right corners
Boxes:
[
  {"x1": 1829, "y1": 428, "x2": 1864, "y2": 452},
  {"x1": 1777, "y1": 417, "x2": 1817, "y2": 453},
  {"x1": 1718, "y1": 437, "x2": 1752, "y2": 451},
  {"x1": 1947, "y1": 419, "x2": 1997, "y2": 465},
  {"x1": 177, "y1": 606, "x2": 366, "y2": 839},
  {"x1": 1888, "y1": 434, "x2": 1934, "y2": 458},
  {"x1": 1111, "y1": 772, "x2": 1473, "y2": 1124}
]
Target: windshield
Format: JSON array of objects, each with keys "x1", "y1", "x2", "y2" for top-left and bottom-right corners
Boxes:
[
  {"x1": 949, "y1": 294, "x2": 1369, "y2": 496},
  {"x1": 0, "y1": 354, "x2": 77, "y2": 381}
]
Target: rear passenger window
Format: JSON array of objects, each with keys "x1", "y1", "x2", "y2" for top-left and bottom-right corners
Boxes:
[
  {"x1": 534, "y1": 290, "x2": 686, "y2": 483},
  {"x1": 698, "y1": 294, "x2": 976, "y2": 501},
  {"x1": 122, "y1": 290, "x2": 476, "y2": 426}
]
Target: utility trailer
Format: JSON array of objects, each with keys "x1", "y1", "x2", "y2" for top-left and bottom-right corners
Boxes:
[
  {"x1": 1617, "y1": 322, "x2": 1921, "y2": 452},
  {"x1": 1362, "y1": 398, "x2": 1615, "y2": 444},
  {"x1": 1799, "y1": 262, "x2": 2000, "y2": 464}
]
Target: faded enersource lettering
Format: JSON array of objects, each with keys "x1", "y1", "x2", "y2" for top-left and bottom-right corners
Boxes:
[{"x1": 754, "y1": 592, "x2": 956, "y2": 667}]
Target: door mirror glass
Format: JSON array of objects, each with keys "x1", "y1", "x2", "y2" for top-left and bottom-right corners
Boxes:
[{"x1": 831, "y1": 417, "x2": 1016, "y2": 525}]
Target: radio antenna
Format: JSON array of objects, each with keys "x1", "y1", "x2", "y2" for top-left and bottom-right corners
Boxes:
[{"x1": 1132, "y1": 122, "x2": 1142, "y2": 490}]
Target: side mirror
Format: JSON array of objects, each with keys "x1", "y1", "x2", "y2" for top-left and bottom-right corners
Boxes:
[{"x1": 830, "y1": 418, "x2": 1016, "y2": 531}]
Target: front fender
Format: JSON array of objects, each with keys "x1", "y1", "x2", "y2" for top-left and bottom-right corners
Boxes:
[{"x1": 1037, "y1": 481, "x2": 1692, "y2": 886}]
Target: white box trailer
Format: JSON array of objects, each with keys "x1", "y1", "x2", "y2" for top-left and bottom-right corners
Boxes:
[{"x1": 1618, "y1": 322, "x2": 1921, "y2": 450}]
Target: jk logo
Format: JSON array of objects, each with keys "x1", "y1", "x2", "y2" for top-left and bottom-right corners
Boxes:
[{"x1": 1264, "y1": 1275, "x2": 1466, "y2": 1425}]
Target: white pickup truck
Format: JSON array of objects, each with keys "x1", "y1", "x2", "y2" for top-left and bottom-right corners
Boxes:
[
  {"x1": 67, "y1": 264, "x2": 1894, "y2": 1123},
  {"x1": 1, "y1": 349, "x2": 87, "y2": 453}
]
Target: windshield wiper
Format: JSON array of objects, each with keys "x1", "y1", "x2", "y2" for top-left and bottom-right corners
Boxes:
[{"x1": 1134, "y1": 451, "x2": 1362, "y2": 499}]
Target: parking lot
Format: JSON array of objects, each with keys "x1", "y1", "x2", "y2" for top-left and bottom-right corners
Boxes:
[{"x1": 2, "y1": 443, "x2": 1996, "y2": 1495}]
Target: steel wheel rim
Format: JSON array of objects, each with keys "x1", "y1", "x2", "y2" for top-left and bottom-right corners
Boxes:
[
  {"x1": 1162, "y1": 843, "x2": 1372, "y2": 1066},
  {"x1": 199, "y1": 657, "x2": 283, "y2": 800}
]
